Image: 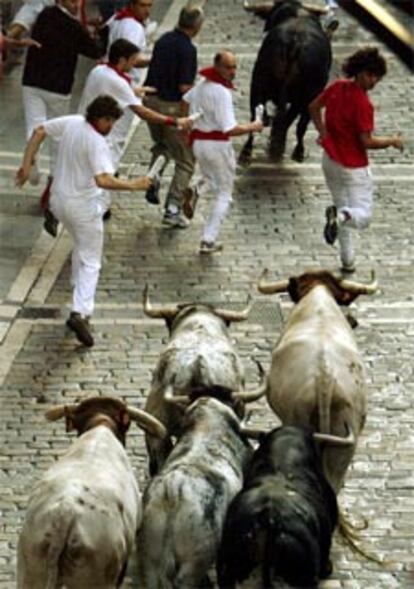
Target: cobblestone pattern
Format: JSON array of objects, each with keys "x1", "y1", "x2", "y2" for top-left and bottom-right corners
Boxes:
[{"x1": 1, "y1": 1, "x2": 414, "y2": 588}]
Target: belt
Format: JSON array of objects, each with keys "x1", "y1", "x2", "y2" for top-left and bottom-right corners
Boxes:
[{"x1": 189, "y1": 129, "x2": 230, "y2": 147}]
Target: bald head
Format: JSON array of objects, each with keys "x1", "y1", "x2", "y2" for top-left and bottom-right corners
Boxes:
[{"x1": 214, "y1": 51, "x2": 237, "y2": 83}]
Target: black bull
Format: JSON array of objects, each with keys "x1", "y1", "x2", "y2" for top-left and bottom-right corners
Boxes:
[
  {"x1": 217, "y1": 426, "x2": 338, "y2": 588},
  {"x1": 240, "y1": 2, "x2": 332, "y2": 164}
]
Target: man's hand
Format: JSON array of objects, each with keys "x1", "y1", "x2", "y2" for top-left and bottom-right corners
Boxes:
[
  {"x1": 250, "y1": 120, "x2": 264, "y2": 133},
  {"x1": 131, "y1": 176, "x2": 153, "y2": 191},
  {"x1": 176, "y1": 117, "x2": 194, "y2": 132},
  {"x1": 134, "y1": 85, "x2": 157, "y2": 98},
  {"x1": 392, "y1": 132, "x2": 404, "y2": 152},
  {"x1": 15, "y1": 165, "x2": 30, "y2": 187}
]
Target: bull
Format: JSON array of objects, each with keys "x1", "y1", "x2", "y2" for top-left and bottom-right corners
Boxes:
[
  {"x1": 217, "y1": 426, "x2": 338, "y2": 589},
  {"x1": 240, "y1": 0, "x2": 333, "y2": 164},
  {"x1": 136, "y1": 388, "x2": 261, "y2": 589},
  {"x1": 142, "y1": 286, "x2": 264, "y2": 475},
  {"x1": 17, "y1": 397, "x2": 166, "y2": 589},
  {"x1": 258, "y1": 268, "x2": 378, "y2": 493}
]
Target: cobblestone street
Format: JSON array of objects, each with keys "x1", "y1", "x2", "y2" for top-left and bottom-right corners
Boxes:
[{"x1": 1, "y1": 0, "x2": 414, "y2": 587}]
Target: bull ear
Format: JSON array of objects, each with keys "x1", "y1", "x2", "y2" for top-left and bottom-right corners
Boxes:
[{"x1": 121, "y1": 410, "x2": 131, "y2": 427}]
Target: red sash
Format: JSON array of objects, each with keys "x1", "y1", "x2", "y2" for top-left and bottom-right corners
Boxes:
[
  {"x1": 199, "y1": 67, "x2": 235, "y2": 90},
  {"x1": 189, "y1": 129, "x2": 229, "y2": 147},
  {"x1": 114, "y1": 6, "x2": 144, "y2": 23},
  {"x1": 106, "y1": 63, "x2": 132, "y2": 85}
]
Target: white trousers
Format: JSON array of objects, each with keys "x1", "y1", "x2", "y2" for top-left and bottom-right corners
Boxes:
[
  {"x1": 22, "y1": 86, "x2": 70, "y2": 175},
  {"x1": 322, "y1": 152, "x2": 374, "y2": 266},
  {"x1": 193, "y1": 140, "x2": 236, "y2": 243},
  {"x1": 50, "y1": 195, "x2": 104, "y2": 317}
]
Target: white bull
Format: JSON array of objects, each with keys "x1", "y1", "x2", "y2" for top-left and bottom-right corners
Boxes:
[
  {"x1": 17, "y1": 397, "x2": 166, "y2": 589},
  {"x1": 136, "y1": 392, "x2": 257, "y2": 589},
  {"x1": 142, "y1": 286, "x2": 264, "y2": 474},
  {"x1": 258, "y1": 269, "x2": 378, "y2": 492}
]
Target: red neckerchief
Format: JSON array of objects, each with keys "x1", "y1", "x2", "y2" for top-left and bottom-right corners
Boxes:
[
  {"x1": 106, "y1": 63, "x2": 132, "y2": 85},
  {"x1": 114, "y1": 6, "x2": 144, "y2": 23},
  {"x1": 199, "y1": 67, "x2": 235, "y2": 90},
  {"x1": 88, "y1": 121, "x2": 105, "y2": 135}
]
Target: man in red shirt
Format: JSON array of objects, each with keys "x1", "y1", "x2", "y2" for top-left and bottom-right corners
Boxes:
[{"x1": 309, "y1": 46, "x2": 404, "y2": 273}]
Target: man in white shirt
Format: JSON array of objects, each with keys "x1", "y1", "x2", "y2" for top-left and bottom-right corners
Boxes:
[
  {"x1": 107, "y1": 0, "x2": 153, "y2": 82},
  {"x1": 183, "y1": 51, "x2": 263, "y2": 254},
  {"x1": 16, "y1": 95, "x2": 152, "y2": 347},
  {"x1": 7, "y1": 0, "x2": 54, "y2": 39},
  {"x1": 78, "y1": 38, "x2": 193, "y2": 216}
]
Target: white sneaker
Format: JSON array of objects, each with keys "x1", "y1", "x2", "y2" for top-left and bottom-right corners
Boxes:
[
  {"x1": 28, "y1": 162, "x2": 40, "y2": 186},
  {"x1": 199, "y1": 241, "x2": 223, "y2": 254}
]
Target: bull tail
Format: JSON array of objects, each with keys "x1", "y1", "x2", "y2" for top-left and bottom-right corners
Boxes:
[
  {"x1": 43, "y1": 504, "x2": 75, "y2": 589},
  {"x1": 337, "y1": 509, "x2": 390, "y2": 566},
  {"x1": 316, "y1": 351, "x2": 334, "y2": 435},
  {"x1": 190, "y1": 355, "x2": 205, "y2": 388}
]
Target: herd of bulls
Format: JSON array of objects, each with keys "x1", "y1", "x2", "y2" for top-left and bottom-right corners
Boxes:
[{"x1": 17, "y1": 268, "x2": 378, "y2": 588}]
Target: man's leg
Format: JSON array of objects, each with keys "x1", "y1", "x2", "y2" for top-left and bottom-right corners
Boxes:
[
  {"x1": 322, "y1": 152, "x2": 356, "y2": 270},
  {"x1": 197, "y1": 142, "x2": 235, "y2": 251},
  {"x1": 163, "y1": 126, "x2": 195, "y2": 214},
  {"x1": 68, "y1": 212, "x2": 104, "y2": 347},
  {"x1": 22, "y1": 86, "x2": 47, "y2": 186}
]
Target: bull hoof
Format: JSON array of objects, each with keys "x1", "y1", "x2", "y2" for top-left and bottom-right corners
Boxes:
[
  {"x1": 268, "y1": 148, "x2": 284, "y2": 163},
  {"x1": 291, "y1": 146, "x2": 305, "y2": 162}
]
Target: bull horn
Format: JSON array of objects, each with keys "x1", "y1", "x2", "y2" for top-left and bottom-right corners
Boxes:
[
  {"x1": 127, "y1": 406, "x2": 167, "y2": 439},
  {"x1": 232, "y1": 360, "x2": 268, "y2": 403},
  {"x1": 142, "y1": 284, "x2": 180, "y2": 319},
  {"x1": 303, "y1": 3, "x2": 329, "y2": 15},
  {"x1": 45, "y1": 404, "x2": 77, "y2": 421},
  {"x1": 243, "y1": 1, "x2": 273, "y2": 14},
  {"x1": 239, "y1": 424, "x2": 267, "y2": 439},
  {"x1": 213, "y1": 295, "x2": 253, "y2": 323},
  {"x1": 339, "y1": 270, "x2": 378, "y2": 295},
  {"x1": 163, "y1": 385, "x2": 191, "y2": 407},
  {"x1": 313, "y1": 428, "x2": 355, "y2": 447},
  {"x1": 257, "y1": 268, "x2": 289, "y2": 294}
]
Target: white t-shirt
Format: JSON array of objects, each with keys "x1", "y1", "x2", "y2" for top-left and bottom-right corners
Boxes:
[
  {"x1": 78, "y1": 64, "x2": 141, "y2": 160},
  {"x1": 43, "y1": 115, "x2": 114, "y2": 202},
  {"x1": 183, "y1": 79, "x2": 237, "y2": 134},
  {"x1": 107, "y1": 16, "x2": 146, "y2": 84},
  {"x1": 107, "y1": 16, "x2": 146, "y2": 52},
  {"x1": 12, "y1": 0, "x2": 54, "y2": 31}
]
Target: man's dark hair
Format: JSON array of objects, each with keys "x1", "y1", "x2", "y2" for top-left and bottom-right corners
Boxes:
[
  {"x1": 343, "y1": 46, "x2": 387, "y2": 78},
  {"x1": 85, "y1": 95, "x2": 123, "y2": 122},
  {"x1": 178, "y1": 6, "x2": 204, "y2": 29},
  {"x1": 108, "y1": 38, "x2": 140, "y2": 64}
]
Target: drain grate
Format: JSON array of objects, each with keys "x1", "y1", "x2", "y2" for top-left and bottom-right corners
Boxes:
[{"x1": 17, "y1": 307, "x2": 62, "y2": 319}]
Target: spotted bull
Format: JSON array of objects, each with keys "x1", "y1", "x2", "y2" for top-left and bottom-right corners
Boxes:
[
  {"x1": 17, "y1": 397, "x2": 166, "y2": 589},
  {"x1": 142, "y1": 286, "x2": 264, "y2": 475},
  {"x1": 217, "y1": 426, "x2": 338, "y2": 589},
  {"x1": 240, "y1": 0, "x2": 333, "y2": 164},
  {"x1": 136, "y1": 389, "x2": 259, "y2": 589},
  {"x1": 258, "y1": 269, "x2": 378, "y2": 492}
]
